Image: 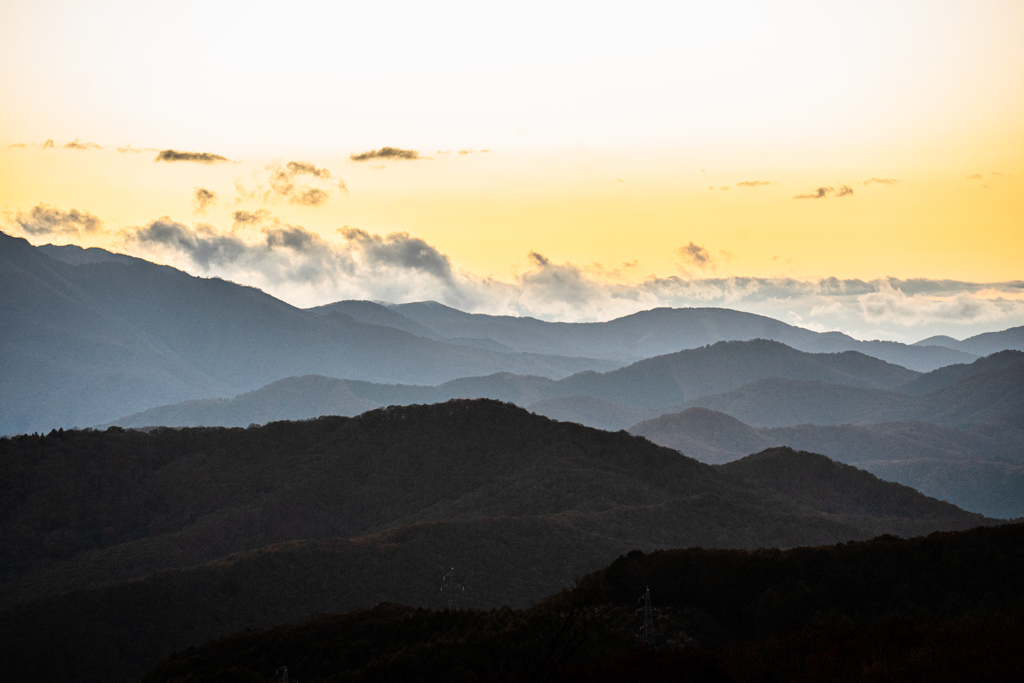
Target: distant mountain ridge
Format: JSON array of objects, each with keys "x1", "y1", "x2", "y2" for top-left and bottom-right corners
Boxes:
[
  {"x1": 312, "y1": 299, "x2": 978, "y2": 371},
  {"x1": 108, "y1": 339, "x2": 926, "y2": 429},
  {"x1": 0, "y1": 233, "x2": 620, "y2": 435}
]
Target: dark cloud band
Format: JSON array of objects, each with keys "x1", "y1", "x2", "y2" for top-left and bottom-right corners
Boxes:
[
  {"x1": 349, "y1": 147, "x2": 420, "y2": 162},
  {"x1": 155, "y1": 150, "x2": 230, "y2": 164}
]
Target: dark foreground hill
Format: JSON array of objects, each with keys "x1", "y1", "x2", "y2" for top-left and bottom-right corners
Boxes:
[
  {"x1": 0, "y1": 400, "x2": 995, "y2": 683},
  {"x1": 121, "y1": 523, "x2": 1024, "y2": 683}
]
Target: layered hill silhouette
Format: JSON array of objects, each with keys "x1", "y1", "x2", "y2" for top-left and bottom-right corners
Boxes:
[
  {"x1": 632, "y1": 407, "x2": 1024, "y2": 519},
  {"x1": 0, "y1": 400, "x2": 994, "y2": 682},
  {"x1": 313, "y1": 298, "x2": 977, "y2": 370},
  {"x1": 916, "y1": 325, "x2": 1024, "y2": 357},
  {"x1": 0, "y1": 233, "x2": 620, "y2": 435},
  {"x1": 109, "y1": 339, "x2": 927, "y2": 429}
]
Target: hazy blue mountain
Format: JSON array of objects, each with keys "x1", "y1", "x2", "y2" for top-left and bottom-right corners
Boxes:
[
  {"x1": 917, "y1": 326, "x2": 1024, "y2": 356},
  {"x1": 899, "y1": 350, "x2": 1024, "y2": 395},
  {"x1": 0, "y1": 233, "x2": 621, "y2": 435},
  {"x1": 376, "y1": 300, "x2": 977, "y2": 371},
  {"x1": 632, "y1": 407, "x2": 1024, "y2": 518},
  {"x1": 108, "y1": 340, "x2": 922, "y2": 430}
]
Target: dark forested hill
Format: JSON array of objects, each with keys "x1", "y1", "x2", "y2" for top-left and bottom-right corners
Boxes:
[
  {"x1": 51, "y1": 523, "x2": 1024, "y2": 683},
  {"x1": 0, "y1": 400, "x2": 995, "y2": 683},
  {"x1": 0, "y1": 233, "x2": 619, "y2": 435}
]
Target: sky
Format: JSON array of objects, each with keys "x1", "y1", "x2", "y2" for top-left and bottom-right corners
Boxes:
[{"x1": 2, "y1": 0, "x2": 1022, "y2": 342}]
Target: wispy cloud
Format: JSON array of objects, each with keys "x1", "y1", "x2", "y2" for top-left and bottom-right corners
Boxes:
[
  {"x1": 193, "y1": 188, "x2": 217, "y2": 214},
  {"x1": 863, "y1": 178, "x2": 898, "y2": 186},
  {"x1": 795, "y1": 185, "x2": 853, "y2": 199},
  {"x1": 350, "y1": 147, "x2": 420, "y2": 162},
  {"x1": 63, "y1": 138, "x2": 102, "y2": 150},
  {"x1": 736, "y1": 180, "x2": 775, "y2": 187},
  {"x1": 260, "y1": 161, "x2": 337, "y2": 206},
  {"x1": 10, "y1": 205, "x2": 102, "y2": 237},
  {"x1": 679, "y1": 242, "x2": 712, "y2": 269},
  {"x1": 20, "y1": 206, "x2": 1021, "y2": 338},
  {"x1": 155, "y1": 149, "x2": 230, "y2": 164},
  {"x1": 41, "y1": 139, "x2": 55, "y2": 149}
]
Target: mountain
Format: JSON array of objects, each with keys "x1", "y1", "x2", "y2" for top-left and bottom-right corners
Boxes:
[
  {"x1": 0, "y1": 233, "x2": 620, "y2": 435},
  {"x1": 670, "y1": 356, "x2": 1024, "y2": 429},
  {"x1": 631, "y1": 407, "x2": 1024, "y2": 518},
  {"x1": 369, "y1": 300, "x2": 977, "y2": 371},
  {"x1": 917, "y1": 325, "x2": 1024, "y2": 356},
  {"x1": 0, "y1": 400, "x2": 995, "y2": 683},
  {"x1": 898, "y1": 350, "x2": 1024, "y2": 395},
  {"x1": 107, "y1": 340, "x2": 923, "y2": 430}
]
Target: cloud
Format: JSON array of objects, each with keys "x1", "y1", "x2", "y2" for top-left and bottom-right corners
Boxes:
[
  {"x1": 338, "y1": 227, "x2": 455, "y2": 283},
  {"x1": 193, "y1": 188, "x2": 217, "y2": 214},
  {"x1": 338, "y1": 179, "x2": 349, "y2": 197},
  {"x1": 349, "y1": 147, "x2": 420, "y2": 162},
  {"x1": 794, "y1": 185, "x2": 853, "y2": 199},
  {"x1": 41, "y1": 139, "x2": 55, "y2": 149},
  {"x1": 964, "y1": 173, "x2": 983, "y2": 180},
  {"x1": 11, "y1": 205, "x2": 102, "y2": 236},
  {"x1": 864, "y1": 178, "x2": 898, "y2": 186},
  {"x1": 859, "y1": 281, "x2": 1017, "y2": 326},
  {"x1": 283, "y1": 161, "x2": 331, "y2": 179},
  {"x1": 7, "y1": 143, "x2": 27, "y2": 148},
  {"x1": 155, "y1": 149, "x2": 229, "y2": 164},
  {"x1": 232, "y1": 209, "x2": 270, "y2": 227},
  {"x1": 264, "y1": 161, "x2": 336, "y2": 206},
  {"x1": 63, "y1": 138, "x2": 102, "y2": 150},
  {"x1": 117, "y1": 145, "x2": 147, "y2": 154},
  {"x1": 736, "y1": 180, "x2": 775, "y2": 187},
  {"x1": 679, "y1": 242, "x2": 712, "y2": 268}
]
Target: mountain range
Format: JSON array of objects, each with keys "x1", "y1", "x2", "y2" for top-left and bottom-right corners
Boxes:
[{"x1": 10, "y1": 231, "x2": 1022, "y2": 436}]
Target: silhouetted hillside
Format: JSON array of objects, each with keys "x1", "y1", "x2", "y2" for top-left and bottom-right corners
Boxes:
[
  {"x1": 917, "y1": 325, "x2": 1024, "y2": 356},
  {"x1": 0, "y1": 400, "x2": 996, "y2": 683},
  {"x1": 63, "y1": 523, "x2": 1024, "y2": 683},
  {"x1": 0, "y1": 233, "x2": 620, "y2": 435},
  {"x1": 715, "y1": 447, "x2": 980, "y2": 537}
]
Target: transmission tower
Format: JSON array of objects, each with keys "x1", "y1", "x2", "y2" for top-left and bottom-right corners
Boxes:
[
  {"x1": 441, "y1": 566, "x2": 464, "y2": 609},
  {"x1": 636, "y1": 586, "x2": 660, "y2": 648},
  {"x1": 276, "y1": 666, "x2": 297, "y2": 683}
]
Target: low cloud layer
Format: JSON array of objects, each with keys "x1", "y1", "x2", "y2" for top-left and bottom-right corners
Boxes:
[
  {"x1": 736, "y1": 180, "x2": 774, "y2": 187},
  {"x1": 155, "y1": 149, "x2": 230, "y2": 164},
  {"x1": 350, "y1": 147, "x2": 420, "y2": 162},
  {"x1": 11, "y1": 205, "x2": 102, "y2": 236},
  {"x1": 9, "y1": 209, "x2": 1022, "y2": 341}
]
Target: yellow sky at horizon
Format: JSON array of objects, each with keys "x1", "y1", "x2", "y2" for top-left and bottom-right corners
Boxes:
[{"x1": 1, "y1": 0, "x2": 1022, "y2": 308}]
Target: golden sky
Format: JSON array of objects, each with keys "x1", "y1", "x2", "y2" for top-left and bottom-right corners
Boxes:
[{"x1": 2, "y1": 1, "x2": 1022, "y2": 339}]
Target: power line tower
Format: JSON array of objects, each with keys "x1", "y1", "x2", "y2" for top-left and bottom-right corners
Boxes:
[
  {"x1": 442, "y1": 566, "x2": 464, "y2": 610},
  {"x1": 276, "y1": 666, "x2": 297, "y2": 683},
  {"x1": 636, "y1": 586, "x2": 660, "y2": 648}
]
